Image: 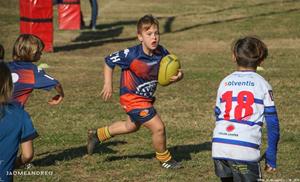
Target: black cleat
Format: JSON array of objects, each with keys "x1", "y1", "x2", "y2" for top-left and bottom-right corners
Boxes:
[
  {"x1": 161, "y1": 159, "x2": 183, "y2": 169},
  {"x1": 87, "y1": 129, "x2": 99, "y2": 155}
]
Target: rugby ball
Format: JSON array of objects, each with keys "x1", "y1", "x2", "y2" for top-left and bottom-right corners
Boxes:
[{"x1": 158, "y1": 54, "x2": 181, "y2": 86}]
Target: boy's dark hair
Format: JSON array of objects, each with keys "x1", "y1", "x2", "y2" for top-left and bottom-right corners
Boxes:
[
  {"x1": 0, "y1": 62, "x2": 13, "y2": 105},
  {"x1": 232, "y1": 36, "x2": 268, "y2": 68},
  {"x1": 13, "y1": 34, "x2": 44, "y2": 62},
  {"x1": 0, "y1": 44, "x2": 4, "y2": 60},
  {"x1": 137, "y1": 14, "x2": 159, "y2": 34}
]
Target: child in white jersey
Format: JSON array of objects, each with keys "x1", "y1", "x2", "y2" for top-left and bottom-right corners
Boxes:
[{"x1": 212, "y1": 36, "x2": 280, "y2": 182}]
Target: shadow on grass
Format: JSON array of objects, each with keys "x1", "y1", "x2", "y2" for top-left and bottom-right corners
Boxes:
[
  {"x1": 71, "y1": 26, "x2": 123, "y2": 42},
  {"x1": 32, "y1": 140, "x2": 127, "y2": 166},
  {"x1": 84, "y1": 0, "x2": 298, "y2": 31},
  {"x1": 54, "y1": 5, "x2": 300, "y2": 52},
  {"x1": 172, "y1": 8, "x2": 300, "y2": 34},
  {"x1": 105, "y1": 141, "x2": 211, "y2": 162},
  {"x1": 201, "y1": 0, "x2": 298, "y2": 15}
]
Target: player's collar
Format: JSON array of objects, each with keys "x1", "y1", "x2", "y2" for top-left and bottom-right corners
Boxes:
[{"x1": 236, "y1": 70, "x2": 256, "y2": 73}]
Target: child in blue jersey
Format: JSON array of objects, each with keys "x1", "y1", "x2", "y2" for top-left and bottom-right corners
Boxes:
[
  {"x1": 87, "y1": 14, "x2": 184, "y2": 169},
  {"x1": 8, "y1": 34, "x2": 64, "y2": 107},
  {"x1": 212, "y1": 36, "x2": 280, "y2": 181},
  {"x1": 0, "y1": 62, "x2": 38, "y2": 182}
]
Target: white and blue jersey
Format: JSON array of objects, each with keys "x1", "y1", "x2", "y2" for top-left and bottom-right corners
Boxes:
[{"x1": 212, "y1": 71, "x2": 280, "y2": 168}]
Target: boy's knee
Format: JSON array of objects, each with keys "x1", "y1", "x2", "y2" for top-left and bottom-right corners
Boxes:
[
  {"x1": 153, "y1": 125, "x2": 165, "y2": 135},
  {"x1": 125, "y1": 123, "x2": 139, "y2": 132}
]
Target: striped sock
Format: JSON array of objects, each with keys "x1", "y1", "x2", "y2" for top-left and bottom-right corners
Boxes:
[
  {"x1": 97, "y1": 126, "x2": 112, "y2": 142},
  {"x1": 156, "y1": 150, "x2": 172, "y2": 163}
]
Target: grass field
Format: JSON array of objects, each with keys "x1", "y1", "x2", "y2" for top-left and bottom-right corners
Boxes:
[{"x1": 1, "y1": 0, "x2": 300, "y2": 181}]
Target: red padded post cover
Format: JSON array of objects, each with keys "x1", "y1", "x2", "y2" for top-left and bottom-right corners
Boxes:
[
  {"x1": 58, "y1": 0, "x2": 81, "y2": 30},
  {"x1": 20, "y1": 0, "x2": 53, "y2": 52}
]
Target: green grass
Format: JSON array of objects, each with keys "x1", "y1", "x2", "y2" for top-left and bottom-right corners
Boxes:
[{"x1": 1, "y1": 0, "x2": 300, "y2": 181}]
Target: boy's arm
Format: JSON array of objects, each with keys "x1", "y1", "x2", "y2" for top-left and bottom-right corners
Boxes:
[
  {"x1": 48, "y1": 83, "x2": 64, "y2": 105},
  {"x1": 16, "y1": 109, "x2": 38, "y2": 168},
  {"x1": 264, "y1": 106, "x2": 280, "y2": 171},
  {"x1": 33, "y1": 67, "x2": 64, "y2": 105},
  {"x1": 100, "y1": 63, "x2": 114, "y2": 101},
  {"x1": 15, "y1": 140, "x2": 34, "y2": 168},
  {"x1": 101, "y1": 48, "x2": 132, "y2": 100}
]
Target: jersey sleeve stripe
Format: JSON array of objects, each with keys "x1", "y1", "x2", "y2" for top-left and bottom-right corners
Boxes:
[
  {"x1": 264, "y1": 106, "x2": 277, "y2": 115},
  {"x1": 214, "y1": 106, "x2": 221, "y2": 115}
]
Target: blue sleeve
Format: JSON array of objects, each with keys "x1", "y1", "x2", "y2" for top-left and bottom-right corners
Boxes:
[
  {"x1": 20, "y1": 109, "x2": 38, "y2": 142},
  {"x1": 214, "y1": 106, "x2": 221, "y2": 120},
  {"x1": 34, "y1": 68, "x2": 59, "y2": 90},
  {"x1": 105, "y1": 48, "x2": 132, "y2": 69},
  {"x1": 264, "y1": 106, "x2": 280, "y2": 168}
]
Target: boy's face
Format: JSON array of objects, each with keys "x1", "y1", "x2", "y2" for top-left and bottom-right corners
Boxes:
[{"x1": 138, "y1": 25, "x2": 160, "y2": 54}]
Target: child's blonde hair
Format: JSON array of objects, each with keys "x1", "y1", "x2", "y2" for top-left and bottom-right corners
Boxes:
[
  {"x1": 13, "y1": 34, "x2": 44, "y2": 62},
  {"x1": 137, "y1": 14, "x2": 159, "y2": 34},
  {"x1": 0, "y1": 62, "x2": 13, "y2": 105}
]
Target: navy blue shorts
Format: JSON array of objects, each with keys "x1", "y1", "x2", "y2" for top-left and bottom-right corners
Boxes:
[
  {"x1": 214, "y1": 159, "x2": 262, "y2": 182},
  {"x1": 127, "y1": 107, "x2": 156, "y2": 123}
]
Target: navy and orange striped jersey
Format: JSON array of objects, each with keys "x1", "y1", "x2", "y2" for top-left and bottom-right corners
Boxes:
[
  {"x1": 8, "y1": 61, "x2": 59, "y2": 106},
  {"x1": 105, "y1": 44, "x2": 169, "y2": 112}
]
